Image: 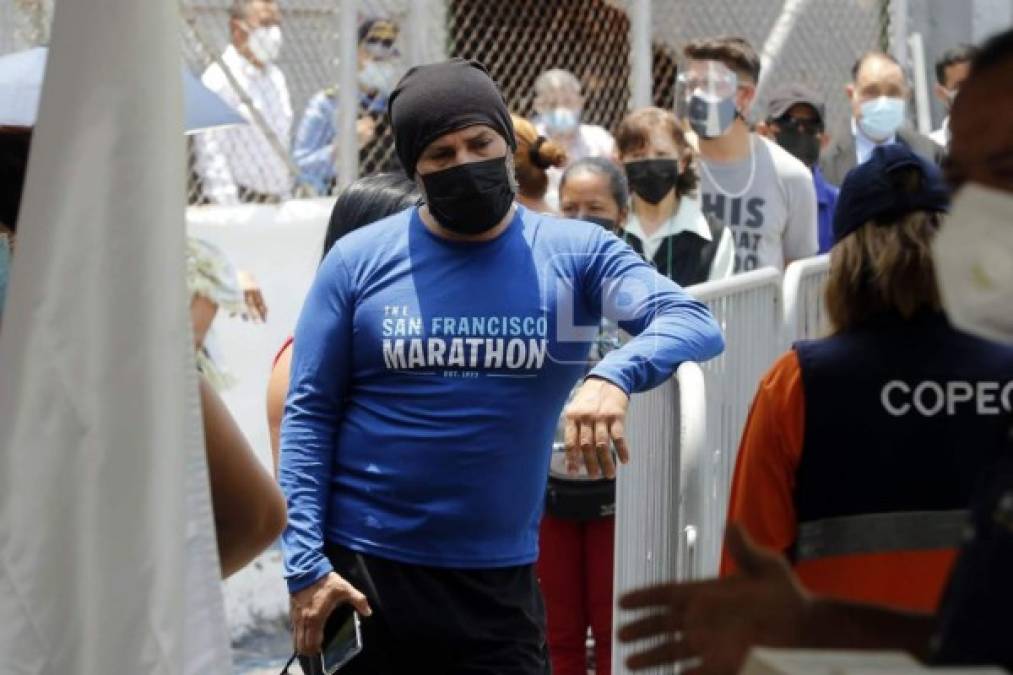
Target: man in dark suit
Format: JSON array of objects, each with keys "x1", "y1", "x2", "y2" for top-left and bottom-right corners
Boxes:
[{"x1": 819, "y1": 51, "x2": 943, "y2": 187}]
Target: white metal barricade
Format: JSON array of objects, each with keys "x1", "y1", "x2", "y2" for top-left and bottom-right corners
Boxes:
[
  {"x1": 613, "y1": 361, "x2": 707, "y2": 675},
  {"x1": 783, "y1": 254, "x2": 831, "y2": 345},
  {"x1": 688, "y1": 268, "x2": 784, "y2": 574}
]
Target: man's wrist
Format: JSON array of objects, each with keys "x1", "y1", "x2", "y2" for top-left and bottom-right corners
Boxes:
[
  {"x1": 286, "y1": 558, "x2": 334, "y2": 595},
  {"x1": 585, "y1": 367, "x2": 631, "y2": 396}
]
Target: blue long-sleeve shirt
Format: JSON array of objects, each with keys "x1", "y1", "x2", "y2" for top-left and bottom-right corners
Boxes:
[
  {"x1": 279, "y1": 205, "x2": 724, "y2": 592},
  {"x1": 813, "y1": 166, "x2": 840, "y2": 254}
]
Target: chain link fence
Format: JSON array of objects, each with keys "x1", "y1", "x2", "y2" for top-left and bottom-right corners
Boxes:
[
  {"x1": 178, "y1": 0, "x2": 439, "y2": 204},
  {"x1": 643, "y1": 0, "x2": 891, "y2": 137},
  {"x1": 448, "y1": 0, "x2": 632, "y2": 135},
  {"x1": 3, "y1": 0, "x2": 895, "y2": 205}
]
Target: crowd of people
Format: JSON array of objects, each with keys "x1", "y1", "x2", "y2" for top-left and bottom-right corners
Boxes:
[
  {"x1": 2, "y1": 0, "x2": 1012, "y2": 673},
  {"x1": 191, "y1": 3, "x2": 404, "y2": 204}
]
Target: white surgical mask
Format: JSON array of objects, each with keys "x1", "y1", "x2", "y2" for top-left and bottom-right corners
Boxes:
[
  {"x1": 677, "y1": 62, "x2": 741, "y2": 139},
  {"x1": 247, "y1": 25, "x2": 282, "y2": 64},
  {"x1": 858, "y1": 96, "x2": 905, "y2": 142},
  {"x1": 358, "y1": 59, "x2": 399, "y2": 96},
  {"x1": 933, "y1": 182, "x2": 1013, "y2": 344},
  {"x1": 543, "y1": 107, "x2": 579, "y2": 137}
]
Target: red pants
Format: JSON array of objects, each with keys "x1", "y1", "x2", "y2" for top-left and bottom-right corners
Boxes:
[{"x1": 537, "y1": 514, "x2": 615, "y2": 675}]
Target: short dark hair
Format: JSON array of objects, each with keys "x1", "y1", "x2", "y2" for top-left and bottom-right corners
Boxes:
[
  {"x1": 323, "y1": 173, "x2": 419, "y2": 259},
  {"x1": 559, "y1": 157, "x2": 630, "y2": 211},
  {"x1": 615, "y1": 107, "x2": 699, "y2": 197},
  {"x1": 851, "y1": 51, "x2": 902, "y2": 81},
  {"x1": 683, "y1": 36, "x2": 760, "y2": 83},
  {"x1": 970, "y1": 27, "x2": 1013, "y2": 76},
  {"x1": 935, "y1": 44, "x2": 978, "y2": 85}
]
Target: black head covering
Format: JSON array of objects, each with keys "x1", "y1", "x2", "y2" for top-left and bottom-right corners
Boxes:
[
  {"x1": 0, "y1": 128, "x2": 31, "y2": 232},
  {"x1": 387, "y1": 59, "x2": 516, "y2": 177},
  {"x1": 833, "y1": 144, "x2": 949, "y2": 245}
]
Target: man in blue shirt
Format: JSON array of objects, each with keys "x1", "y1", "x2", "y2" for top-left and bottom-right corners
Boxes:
[
  {"x1": 279, "y1": 59, "x2": 724, "y2": 673},
  {"x1": 760, "y1": 84, "x2": 839, "y2": 255}
]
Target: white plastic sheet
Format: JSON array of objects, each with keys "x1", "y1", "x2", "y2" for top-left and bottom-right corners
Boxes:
[{"x1": 0, "y1": 1, "x2": 230, "y2": 671}]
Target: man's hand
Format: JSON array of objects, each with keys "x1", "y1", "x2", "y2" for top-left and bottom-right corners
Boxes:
[
  {"x1": 237, "y1": 269, "x2": 268, "y2": 323},
  {"x1": 290, "y1": 571, "x2": 372, "y2": 655},
  {"x1": 617, "y1": 525, "x2": 811, "y2": 674},
  {"x1": 563, "y1": 376, "x2": 630, "y2": 479}
]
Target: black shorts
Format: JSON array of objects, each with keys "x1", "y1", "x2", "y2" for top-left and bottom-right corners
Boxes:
[{"x1": 323, "y1": 542, "x2": 550, "y2": 675}]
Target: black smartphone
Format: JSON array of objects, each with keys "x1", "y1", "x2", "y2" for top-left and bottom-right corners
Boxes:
[{"x1": 299, "y1": 605, "x2": 363, "y2": 675}]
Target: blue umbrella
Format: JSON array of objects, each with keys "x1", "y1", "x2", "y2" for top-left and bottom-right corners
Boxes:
[{"x1": 0, "y1": 46, "x2": 246, "y2": 133}]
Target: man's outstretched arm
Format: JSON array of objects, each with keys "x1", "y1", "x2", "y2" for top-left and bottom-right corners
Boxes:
[{"x1": 617, "y1": 524, "x2": 935, "y2": 674}]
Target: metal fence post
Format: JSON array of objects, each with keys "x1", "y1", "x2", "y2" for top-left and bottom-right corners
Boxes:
[
  {"x1": 630, "y1": 0, "x2": 652, "y2": 109},
  {"x1": 407, "y1": 0, "x2": 430, "y2": 67},
  {"x1": 907, "y1": 31, "x2": 932, "y2": 135},
  {"x1": 333, "y1": 0, "x2": 359, "y2": 192},
  {"x1": 755, "y1": 0, "x2": 809, "y2": 107},
  {"x1": 891, "y1": 0, "x2": 909, "y2": 70}
]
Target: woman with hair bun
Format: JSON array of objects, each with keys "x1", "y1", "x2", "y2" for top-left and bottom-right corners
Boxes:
[{"x1": 510, "y1": 113, "x2": 567, "y2": 214}]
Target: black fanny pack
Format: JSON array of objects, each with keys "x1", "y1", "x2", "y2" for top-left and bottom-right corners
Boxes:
[{"x1": 545, "y1": 476, "x2": 616, "y2": 521}]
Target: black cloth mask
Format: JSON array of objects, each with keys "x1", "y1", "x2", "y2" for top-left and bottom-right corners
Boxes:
[
  {"x1": 625, "y1": 158, "x2": 680, "y2": 205},
  {"x1": 775, "y1": 127, "x2": 821, "y2": 167},
  {"x1": 421, "y1": 156, "x2": 515, "y2": 235}
]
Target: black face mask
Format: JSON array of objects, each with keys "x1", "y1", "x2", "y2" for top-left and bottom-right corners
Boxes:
[
  {"x1": 579, "y1": 214, "x2": 617, "y2": 232},
  {"x1": 420, "y1": 157, "x2": 515, "y2": 235},
  {"x1": 624, "y1": 158, "x2": 679, "y2": 205},
  {"x1": 775, "y1": 127, "x2": 821, "y2": 167}
]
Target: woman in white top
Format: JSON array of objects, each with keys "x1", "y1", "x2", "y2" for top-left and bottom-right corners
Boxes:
[
  {"x1": 531, "y1": 68, "x2": 616, "y2": 209},
  {"x1": 616, "y1": 107, "x2": 735, "y2": 286}
]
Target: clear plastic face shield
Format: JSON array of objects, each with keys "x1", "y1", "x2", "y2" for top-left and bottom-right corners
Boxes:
[{"x1": 676, "y1": 60, "x2": 740, "y2": 139}]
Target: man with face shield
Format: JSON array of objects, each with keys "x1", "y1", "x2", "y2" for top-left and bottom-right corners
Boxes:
[
  {"x1": 278, "y1": 58, "x2": 724, "y2": 672},
  {"x1": 293, "y1": 18, "x2": 404, "y2": 194},
  {"x1": 193, "y1": 0, "x2": 292, "y2": 205},
  {"x1": 820, "y1": 51, "x2": 943, "y2": 188},
  {"x1": 531, "y1": 68, "x2": 616, "y2": 210},
  {"x1": 614, "y1": 27, "x2": 1013, "y2": 674},
  {"x1": 680, "y1": 37, "x2": 818, "y2": 273}
]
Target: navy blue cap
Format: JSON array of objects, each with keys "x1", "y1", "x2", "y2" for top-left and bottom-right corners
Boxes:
[{"x1": 832, "y1": 144, "x2": 949, "y2": 245}]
